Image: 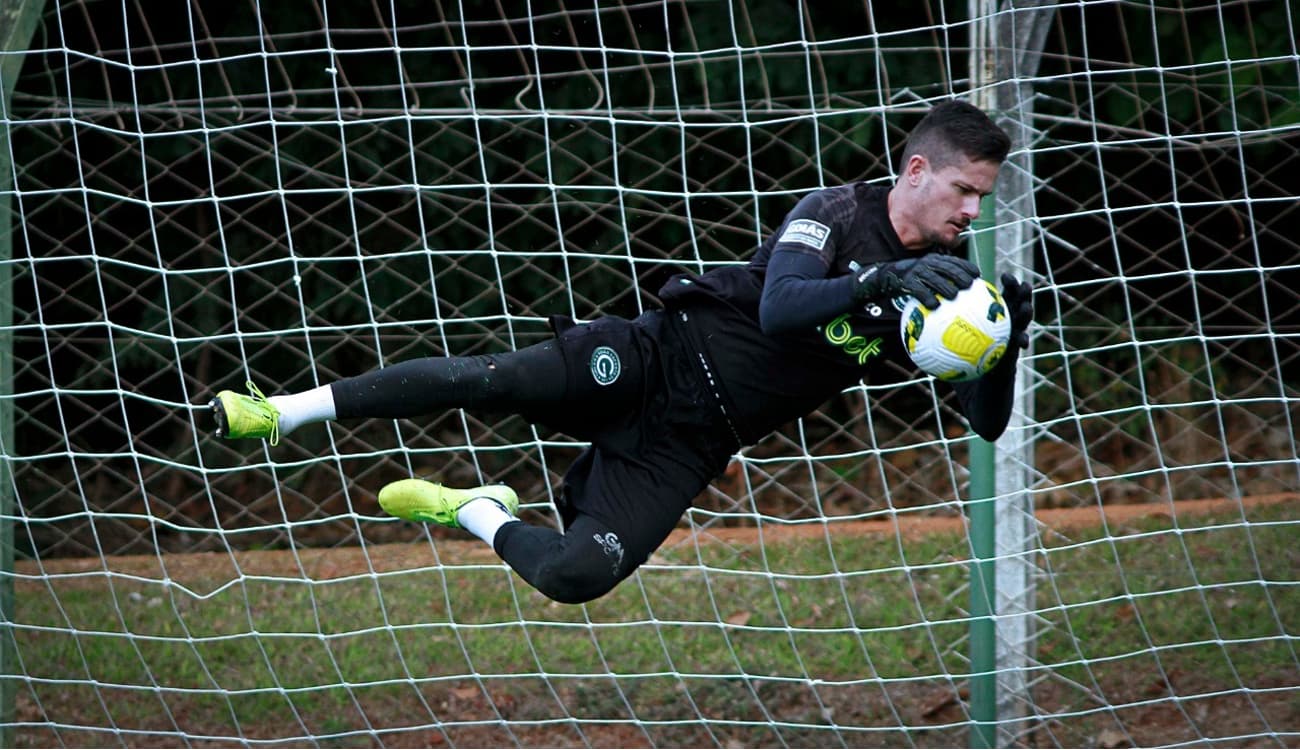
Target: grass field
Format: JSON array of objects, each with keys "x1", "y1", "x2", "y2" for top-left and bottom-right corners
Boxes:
[{"x1": 11, "y1": 497, "x2": 1299, "y2": 748}]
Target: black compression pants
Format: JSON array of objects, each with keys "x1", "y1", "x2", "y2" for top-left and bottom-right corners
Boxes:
[
  {"x1": 327, "y1": 316, "x2": 724, "y2": 604},
  {"x1": 329, "y1": 343, "x2": 618, "y2": 603},
  {"x1": 329, "y1": 341, "x2": 568, "y2": 421}
]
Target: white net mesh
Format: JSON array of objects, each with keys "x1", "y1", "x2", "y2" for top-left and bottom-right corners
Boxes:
[{"x1": 3, "y1": 1, "x2": 1297, "y2": 746}]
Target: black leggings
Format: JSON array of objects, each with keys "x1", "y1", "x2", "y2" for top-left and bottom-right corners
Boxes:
[
  {"x1": 327, "y1": 331, "x2": 700, "y2": 604},
  {"x1": 493, "y1": 515, "x2": 637, "y2": 604},
  {"x1": 329, "y1": 341, "x2": 568, "y2": 421}
]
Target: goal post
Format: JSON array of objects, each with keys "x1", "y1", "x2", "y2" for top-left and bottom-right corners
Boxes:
[
  {"x1": 967, "y1": 1, "x2": 1057, "y2": 746},
  {"x1": 1, "y1": 1, "x2": 46, "y2": 746}
]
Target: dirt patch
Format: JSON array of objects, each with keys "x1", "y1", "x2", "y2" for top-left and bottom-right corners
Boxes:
[{"x1": 19, "y1": 492, "x2": 1295, "y2": 586}]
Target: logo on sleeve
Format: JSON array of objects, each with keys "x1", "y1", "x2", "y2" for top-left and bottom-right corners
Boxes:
[{"x1": 778, "y1": 219, "x2": 831, "y2": 251}]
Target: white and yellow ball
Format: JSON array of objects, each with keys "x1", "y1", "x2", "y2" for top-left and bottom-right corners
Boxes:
[{"x1": 900, "y1": 278, "x2": 1011, "y2": 382}]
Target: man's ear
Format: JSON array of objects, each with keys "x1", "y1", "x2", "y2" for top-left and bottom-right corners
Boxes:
[{"x1": 902, "y1": 153, "x2": 928, "y2": 186}]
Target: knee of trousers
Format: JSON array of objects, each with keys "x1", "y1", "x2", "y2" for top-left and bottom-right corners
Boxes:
[
  {"x1": 528, "y1": 556, "x2": 623, "y2": 605},
  {"x1": 495, "y1": 513, "x2": 642, "y2": 605}
]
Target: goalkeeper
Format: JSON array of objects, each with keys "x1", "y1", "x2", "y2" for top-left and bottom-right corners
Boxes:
[{"x1": 210, "y1": 99, "x2": 1033, "y2": 604}]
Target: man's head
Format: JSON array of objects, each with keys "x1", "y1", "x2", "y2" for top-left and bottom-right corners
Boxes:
[{"x1": 890, "y1": 100, "x2": 1011, "y2": 249}]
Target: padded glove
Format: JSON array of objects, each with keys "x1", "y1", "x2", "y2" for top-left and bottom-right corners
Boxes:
[
  {"x1": 1000, "y1": 272, "x2": 1034, "y2": 349},
  {"x1": 852, "y1": 254, "x2": 981, "y2": 309}
]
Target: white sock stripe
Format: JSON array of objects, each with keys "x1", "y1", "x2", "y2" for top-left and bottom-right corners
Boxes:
[
  {"x1": 269, "y1": 385, "x2": 336, "y2": 436},
  {"x1": 456, "y1": 497, "x2": 516, "y2": 546}
]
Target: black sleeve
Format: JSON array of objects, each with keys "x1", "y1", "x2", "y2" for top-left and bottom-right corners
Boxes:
[
  {"x1": 758, "y1": 249, "x2": 858, "y2": 335},
  {"x1": 950, "y1": 344, "x2": 1021, "y2": 442}
]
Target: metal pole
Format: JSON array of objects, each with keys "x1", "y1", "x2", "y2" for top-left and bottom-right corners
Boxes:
[
  {"x1": 967, "y1": 0, "x2": 999, "y2": 743},
  {"x1": 967, "y1": 1, "x2": 1056, "y2": 744},
  {"x1": 2, "y1": 2, "x2": 46, "y2": 745},
  {"x1": 968, "y1": 194, "x2": 999, "y2": 749}
]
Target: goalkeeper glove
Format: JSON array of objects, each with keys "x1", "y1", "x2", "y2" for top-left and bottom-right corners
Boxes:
[
  {"x1": 852, "y1": 254, "x2": 981, "y2": 309},
  {"x1": 1000, "y1": 272, "x2": 1034, "y2": 349}
]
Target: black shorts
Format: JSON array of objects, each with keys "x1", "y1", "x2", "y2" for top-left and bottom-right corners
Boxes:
[{"x1": 530, "y1": 310, "x2": 738, "y2": 565}]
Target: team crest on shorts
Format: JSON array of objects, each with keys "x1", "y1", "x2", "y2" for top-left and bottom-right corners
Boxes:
[{"x1": 590, "y1": 346, "x2": 621, "y2": 386}]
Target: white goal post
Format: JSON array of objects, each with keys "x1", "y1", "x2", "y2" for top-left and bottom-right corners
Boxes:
[{"x1": 2, "y1": 1, "x2": 1298, "y2": 747}]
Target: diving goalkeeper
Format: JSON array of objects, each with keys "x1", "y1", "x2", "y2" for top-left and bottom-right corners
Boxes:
[{"x1": 210, "y1": 99, "x2": 1033, "y2": 604}]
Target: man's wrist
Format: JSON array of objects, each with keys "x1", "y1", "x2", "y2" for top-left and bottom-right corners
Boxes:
[{"x1": 851, "y1": 263, "x2": 886, "y2": 302}]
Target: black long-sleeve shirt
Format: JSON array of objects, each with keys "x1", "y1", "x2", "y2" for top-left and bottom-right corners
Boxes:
[{"x1": 658, "y1": 182, "x2": 1019, "y2": 445}]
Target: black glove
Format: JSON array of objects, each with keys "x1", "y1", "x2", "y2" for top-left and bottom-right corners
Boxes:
[
  {"x1": 852, "y1": 254, "x2": 981, "y2": 309},
  {"x1": 1000, "y1": 272, "x2": 1034, "y2": 349}
]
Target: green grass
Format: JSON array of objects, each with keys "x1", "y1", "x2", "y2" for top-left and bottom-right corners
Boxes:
[{"x1": 12, "y1": 501, "x2": 1299, "y2": 747}]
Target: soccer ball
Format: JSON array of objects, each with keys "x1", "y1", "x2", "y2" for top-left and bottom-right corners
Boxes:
[{"x1": 900, "y1": 278, "x2": 1011, "y2": 382}]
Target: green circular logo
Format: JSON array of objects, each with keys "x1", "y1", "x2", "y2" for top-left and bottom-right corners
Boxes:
[{"x1": 590, "y1": 346, "x2": 621, "y2": 386}]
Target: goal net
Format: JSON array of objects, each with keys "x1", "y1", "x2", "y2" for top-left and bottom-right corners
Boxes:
[{"x1": 3, "y1": 1, "x2": 1297, "y2": 747}]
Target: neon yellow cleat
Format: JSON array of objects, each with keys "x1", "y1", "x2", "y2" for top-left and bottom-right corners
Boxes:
[
  {"x1": 378, "y1": 479, "x2": 518, "y2": 528},
  {"x1": 210, "y1": 381, "x2": 281, "y2": 446}
]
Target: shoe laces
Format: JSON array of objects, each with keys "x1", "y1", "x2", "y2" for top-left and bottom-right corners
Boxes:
[{"x1": 244, "y1": 380, "x2": 280, "y2": 446}]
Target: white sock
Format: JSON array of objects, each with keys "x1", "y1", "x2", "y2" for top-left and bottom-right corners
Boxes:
[
  {"x1": 268, "y1": 385, "x2": 337, "y2": 436},
  {"x1": 456, "y1": 497, "x2": 517, "y2": 546}
]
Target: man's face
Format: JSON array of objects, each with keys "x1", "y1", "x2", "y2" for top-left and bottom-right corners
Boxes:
[{"x1": 911, "y1": 155, "x2": 1002, "y2": 248}]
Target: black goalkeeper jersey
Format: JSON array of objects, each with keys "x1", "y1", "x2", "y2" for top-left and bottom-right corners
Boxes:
[{"x1": 658, "y1": 182, "x2": 949, "y2": 444}]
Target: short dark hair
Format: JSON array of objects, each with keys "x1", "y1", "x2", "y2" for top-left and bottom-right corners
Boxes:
[{"x1": 901, "y1": 99, "x2": 1011, "y2": 170}]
